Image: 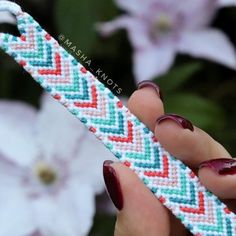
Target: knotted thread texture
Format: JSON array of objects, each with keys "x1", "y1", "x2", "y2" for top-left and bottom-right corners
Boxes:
[{"x1": 0, "y1": 2, "x2": 235, "y2": 235}]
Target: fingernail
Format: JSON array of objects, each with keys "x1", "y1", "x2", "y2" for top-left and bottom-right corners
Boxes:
[
  {"x1": 156, "y1": 114, "x2": 194, "y2": 131},
  {"x1": 137, "y1": 80, "x2": 163, "y2": 101},
  {"x1": 199, "y1": 158, "x2": 236, "y2": 175},
  {"x1": 103, "y1": 160, "x2": 123, "y2": 210}
]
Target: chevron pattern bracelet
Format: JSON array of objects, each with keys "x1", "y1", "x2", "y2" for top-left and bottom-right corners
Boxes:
[{"x1": 0, "y1": 2, "x2": 235, "y2": 235}]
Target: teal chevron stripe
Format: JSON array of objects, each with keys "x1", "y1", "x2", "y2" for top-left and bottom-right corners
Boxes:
[
  {"x1": 29, "y1": 44, "x2": 53, "y2": 67},
  {"x1": 91, "y1": 102, "x2": 117, "y2": 126},
  {"x1": 3, "y1": 34, "x2": 10, "y2": 43},
  {"x1": 198, "y1": 209, "x2": 224, "y2": 233},
  {"x1": 169, "y1": 182, "x2": 197, "y2": 205},
  {"x1": 126, "y1": 138, "x2": 152, "y2": 161},
  {"x1": 56, "y1": 68, "x2": 81, "y2": 92},
  {"x1": 161, "y1": 172, "x2": 188, "y2": 196},
  {"x1": 100, "y1": 112, "x2": 125, "y2": 135},
  {"x1": 226, "y1": 218, "x2": 233, "y2": 236},
  {"x1": 19, "y1": 34, "x2": 44, "y2": 59},
  {"x1": 17, "y1": 18, "x2": 26, "y2": 26},
  {"x1": 162, "y1": 172, "x2": 187, "y2": 196},
  {"x1": 134, "y1": 145, "x2": 161, "y2": 169},
  {"x1": 64, "y1": 78, "x2": 90, "y2": 100}
]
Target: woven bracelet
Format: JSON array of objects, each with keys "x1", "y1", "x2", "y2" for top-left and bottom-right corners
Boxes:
[{"x1": 0, "y1": 2, "x2": 235, "y2": 235}]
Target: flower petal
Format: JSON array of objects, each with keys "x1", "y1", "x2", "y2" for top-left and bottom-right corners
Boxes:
[
  {"x1": 178, "y1": 29, "x2": 236, "y2": 69},
  {"x1": 114, "y1": 0, "x2": 151, "y2": 14},
  {"x1": 177, "y1": 0, "x2": 217, "y2": 29},
  {"x1": 0, "y1": 172, "x2": 36, "y2": 236},
  {"x1": 71, "y1": 126, "x2": 116, "y2": 195},
  {"x1": 218, "y1": 0, "x2": 236, "y2": 6},
  {"x1": 0, "y1": 101, "x2": 38, "y2": 167},
  {"x1": 31, "y1": 182, "x2": 95, "y2": 236},
  {"x1": 36, "y1": 94, "x2": 89, "y2": 161},
  {"x1": 97, "y1": 16, "x2": 151, "y2": 49},
  {"x1": 133, "y1": 45, "x2": 176, "y2": 82}
]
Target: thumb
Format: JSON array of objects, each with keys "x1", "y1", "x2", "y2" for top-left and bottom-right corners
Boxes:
[{"x1": 103, "y1": 160, "x2": 170, "y2": 236}]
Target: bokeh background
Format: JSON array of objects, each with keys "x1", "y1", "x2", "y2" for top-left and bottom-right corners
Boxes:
[{"x1": 0, "y1": 0, "x2": 236, "y2": 235}]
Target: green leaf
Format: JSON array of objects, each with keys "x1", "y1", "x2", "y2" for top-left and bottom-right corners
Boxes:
[
  {"x1": 89, "y1": 214, "x2": 116, "y2": 235},
  {"x1": 164, "y1": 93, "x2": 225, "y2": 130},
  {"x1": 55, "y1": 0, "x2": 117, "y2": 55},
  {"x1": 155, "y1": 62, "x2": 203, "y2": 92}
]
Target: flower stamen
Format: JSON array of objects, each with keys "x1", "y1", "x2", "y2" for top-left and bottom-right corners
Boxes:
[
  {"x1": 36, "y1": 163, "x2": 57, "y2": 185},
  {"x1": 153, "y1": 14, "x2": 173, "y2": 33}
]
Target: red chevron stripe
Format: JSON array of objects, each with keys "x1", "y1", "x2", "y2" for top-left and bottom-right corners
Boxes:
[
  {"x1": 144, "y1": 155, "x2": 169, "y2": 178},
  {"x1": 74, "y1": 85, "x2": 98, "y2": 108},
  {"x1": 47, "y1": 61, "x2": 73, "y2": 84},
  {"x1": 38, "y1": 53, "x2": 62, "y2": 76},
  {"x1": 108, "y1": 121, "x2": 134, "y2": 143},
  {"x1": 180, "y1": 192, "x2": 205, "y2": 214}
]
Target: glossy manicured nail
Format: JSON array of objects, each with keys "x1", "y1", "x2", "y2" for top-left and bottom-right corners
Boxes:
[
  {"x1": 199, "y1": 158, "x2": 236, "y2": 175},
  {"x1": 137, "y1": 80, "x2": 163, "y2": 101},
  {"x1": 156, "y1": 114, "x2": 194, "y2": 131},
  {"x1": 103, "y1": 160, "x2": 123, "y2": 210}
]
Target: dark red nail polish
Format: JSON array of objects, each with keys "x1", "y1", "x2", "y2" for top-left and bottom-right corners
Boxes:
[
  {"x1": 103, "y1": 160, "x2": 123, "y2": 210},
  {"x1": 156, "y1": 114, "x2": 194, "y2": 131},
  {"x1": 199, "y1": 158, "x2": 236, "y2": 175},
  {"x1": 137, "y1": 80, "x2": 163, "y2": 101}
]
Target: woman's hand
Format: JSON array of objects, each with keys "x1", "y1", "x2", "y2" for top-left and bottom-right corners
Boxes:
[{"x1": 103, "y1": 81, "x2": 236, "y2": 236}]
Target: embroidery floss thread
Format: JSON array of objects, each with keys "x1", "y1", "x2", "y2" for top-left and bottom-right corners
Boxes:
[{"x1": 0, "y1": 2, "x2": 235, "y2": 235}]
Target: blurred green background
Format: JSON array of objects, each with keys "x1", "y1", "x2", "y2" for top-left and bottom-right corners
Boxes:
[{"x1": 0, "y1": 0, "x2": 236, "y2": 235}]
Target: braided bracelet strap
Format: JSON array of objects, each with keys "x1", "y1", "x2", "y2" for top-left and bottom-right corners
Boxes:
[{"x1": 0, "y1": 2, "x2": 235, "y2": 235}]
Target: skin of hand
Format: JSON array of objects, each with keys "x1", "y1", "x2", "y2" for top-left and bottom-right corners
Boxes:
[{"x1": 102, "y1": 81, "x2": 236, "y2": 236}]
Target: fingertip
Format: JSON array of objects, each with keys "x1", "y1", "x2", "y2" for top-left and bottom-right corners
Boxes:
[
  {"x1": 156, "y1": 114, "x2": 194, "y2": 132},
  {"x1": 198, "y1": 167, "x2": 236, "y2": 199},
  {"x1": 128, "y1": 81, "x2": 164, "y2": 131},
  {"x1": 154, "y1": 114, "x2": 198, "y2": 166},
  {"x1": 137, "y1": 80, "x2": 164, "y2": 102},
  {"x1": 154, "y1": 114, "x2": 230, "y2": 168},
  {"x1": 197, "y1": 158, "x2": 236, "y2": 199},
  {"x1": 109, "y1": 162, "x2": 170, "y2": 236},
  {"x1": 103, "y1": 161, "x2": 124, "y2": 211}
]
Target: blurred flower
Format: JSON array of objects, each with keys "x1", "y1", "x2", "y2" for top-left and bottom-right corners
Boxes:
[
  {"x1": 97, "y1": 0, "x2": 236, "y2": 82},
  {"x1": 0, "y1": 94, "x2": 115, "y2": 236}
]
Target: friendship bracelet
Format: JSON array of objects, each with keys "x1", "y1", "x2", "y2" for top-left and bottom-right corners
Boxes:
[{"x1": 0, "y1": 2, "x2": 235, "y2": 235}]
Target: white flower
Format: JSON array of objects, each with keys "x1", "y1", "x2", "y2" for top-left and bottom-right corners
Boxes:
[
  {"x1": 97, "y1": 0, "x2": 236, "y2": 82},
  {"x1": 0, "y1": 94, "x2": 116, "y2": 236}
]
